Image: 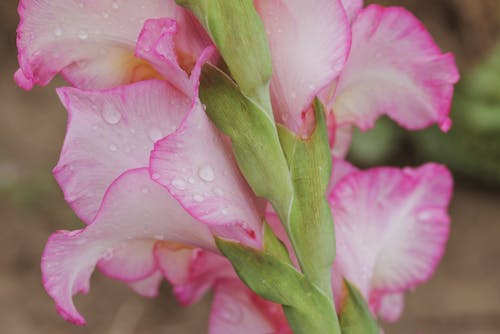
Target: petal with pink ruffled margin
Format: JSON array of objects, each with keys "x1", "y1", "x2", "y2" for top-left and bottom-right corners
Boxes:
[
  {"x1": 209, "y1": 279, "x2": 290, "y2": 334},
  {"x1": 155, "y1": 246, "x2": 235, "y2": 305},
  {"x1": 150, "y1": 103, "x2": 263, "y2": 249},
  {"x1": 15, "y1": 0, "x2": 184, "y2": 90},
  {"x1": 42, "y1": 168, "x2": 215, "y2": 325},
  {"x1": 53, "y1": 79, "x2": 189, "y2": 222},
  {"x1": 341, "y1": 0, "x2": 364, "y2": 22},
  {"x1": 332, "y1": 5, "x2": 459, "y2": 132},
  {"x1": 329, "y1": 163, "x2": 452, "y2": 302},
  {"x1": 135, "y1": 18, "x2": 191, "y2": 96},
  {"x1": 255, "y1": 0, "x2": 350, "y2": 134},
  {"x1": 127, "y1": 271, "x2": 163, "y2": 298}
]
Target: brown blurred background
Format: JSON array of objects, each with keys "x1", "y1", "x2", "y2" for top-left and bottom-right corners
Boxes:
[{"x1": 1, "y1": 1, "x2": 499, "y2": 333}]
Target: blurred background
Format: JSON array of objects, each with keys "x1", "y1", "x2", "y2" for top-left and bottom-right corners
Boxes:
[{"x1": 1, "y1": 0, "x2": 499, "y2": 333}]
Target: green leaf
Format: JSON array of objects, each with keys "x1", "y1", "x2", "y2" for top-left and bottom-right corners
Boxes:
[
  {"x1": 277, "y1": 99, "x2": 336, "y2": 297},
  {"x1": 176, "y1": 0, "x2": 272, "y2": 112},
  {"x1": 339, "y1": 280, "x2": 379, "y2": 334},
  {"x1": 216, "y1": 238, "x2": 341, "y2": 334},
  {"x1": 199, "y1": 64, "x2": 293, "y2": 210}
]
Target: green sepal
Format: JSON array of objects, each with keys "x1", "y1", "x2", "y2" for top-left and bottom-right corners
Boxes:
[
  {"x1": 339, "y1": 280, "x2": 379, "y2": 334},
  {"x1": 176, "y1": 0, "x2": 272, "y2": 112},
  {"x1": 277, "y1": 99, "x2": 336, "y2": 297},
  {"x1": 199, "y1": 64, "x2": 293, "y2": 209},
  {"x1": 216, "y1": 237, "x2": 341, "y2": 334},
  {"x1": 262, "y1": 222, "x2": 292, "y2": 265}
]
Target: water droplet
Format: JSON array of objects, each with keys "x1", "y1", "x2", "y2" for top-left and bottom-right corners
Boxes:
[
  {"x1": 101, "y1": 105, "x2": 121, "y2": 125},
  {"x1": 102, "y1": 11, "x2": 110, "y2": 18},
  {"x1": 221, "y1": 208, "x2": 229, "y2": 216},
  {"x1": 214, "y1": 187, "x2": 224, "y2": 196},
  {"x1": 148, "y1": 128, "x2": 163, "y2": 142},
  {"x1": 152, "y1": 173, "x2": 161, "y2": 180},
  {"x1": 219, "y1": 305, "x2": 242, "y2": 324},
  {"x1": 172, "y1": 178, "x2": 186, "y2": 190},
  {"x1": 193, "y1": 194, "x2": 204, "y2": 202},
  {"x1": 109, "y1": 144, "x2": 118, "y2": 152},
  {"x1": 54, "y1": 27, "x2": 63, "y2": 37},
  {"x1": 154, "y1": 234, "x2": 165, "y2": 240},
  {"x1": 188, "y1": 177, "x2": 196, "y2": 184},
  {"x1": 142, "y1": 187, "x2": 149, "y2": 194},
  {"x1": 78, "y1": 30, "x2": 89, "y2": 40},
  {"x1": 198, "y1": 165, "x2": 215, "y2": 182},
  {"x1": 102, "y1": 248, "x2": 114, "y2": 261},
  {"x1": 112, "y1": 1, "x2": 120, "y2": 9}
]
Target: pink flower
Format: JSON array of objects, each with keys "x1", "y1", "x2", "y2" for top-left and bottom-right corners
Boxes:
[
  {"x1": 329, "y1": 161, "x2": 453, "y2": 322},
  {"x1": 197, "y1": 160, "x2": 453, "y2": 331},
  {"x1": 15, "y1": 0, "x2": 457, "y2": 331},
  {"x1": 14, "y1": 0, "x2": 213, "y2": 90},
  {"x1": 39, "y1": 17, "x2": 262, "y2": 325},
  {"x1": 256, "y1": 1, "x2": 459, "y2": 147}
]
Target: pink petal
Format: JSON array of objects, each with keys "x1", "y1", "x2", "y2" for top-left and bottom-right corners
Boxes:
[
  {"x1": 98, "y1": 239, "x2": 157, "y2": 282},
  {"x1": 127, "y1": 271, "x2": 163, "y2": 298},
  {"x1": 42, "y1": 168, "x2": 215, "y2": 325},
  {"x1": 330, "y1": 163, "x2": 452, "y2": 299},
  {"x1": 332, "y1": 5, "x2": 459, "y2": 132},
  {"x1": 331, "y1": 125, "x2": 353, "y2": 159},
  {"x1": 15, "y1": 0, "x2": 180, "y2": 90},
  {"x1": 155, "y1": 246, "x2": 235, "y2": 305},
  {"x1": 135, "y1": 18, "x2": 191, "y2": 96},
  {"x1": 373, "y1": 292, "x2": 405, "y2": 323},
  {"x1": 54, "y1": 79, "x2": 189, "y2": 222},
  {"x1": 255, "y1": 0, "x2": 350, "y2": 134},
  {"x1": 150, "y1": 102, "x2": 263, "y2": 248},
  {"x1": 341, "y1": 0, "x2": 364, "y2": 22},
  {"x1": 209, "y1": 279, "x2": 289, "y2": 334}
]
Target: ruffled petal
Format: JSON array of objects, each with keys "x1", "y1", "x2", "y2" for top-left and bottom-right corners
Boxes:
[
  {"x1": 155, "y1": 246, "x2": 235, "y2": 305},
  {"x1": 54, "y1": 79, "x2": 189, "y2": 222},
  {"x1": 15, "y1": 0, "x2": 182, "y2": 90},
  {"x1": 150, "y1": 102, "x2": 263, "y2": 248},
  {"x1": 209, "y1": 279, "x2": 289, "y2": 334},
  {"x1": 255, "y1": 0, "x2": 350, "y2": 134},
  {"x1": 42, "y1": 168, "x2": 215, "y2": 325},
  {"x1": 332, "y1": 5, "x2": 459, "y2": 132},
  {"x1": 135, "y1": 18, "x2": 191, "y2": 96},
  {"x1": 329, "y1": 163, "x2": 452, "y2": 300}
]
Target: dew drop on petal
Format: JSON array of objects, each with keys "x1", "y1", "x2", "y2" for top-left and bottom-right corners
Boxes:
[
  {"x1": 109, "y1": 144, "x2": 118, "y2": 152},
  {"x1": 219, "y1": 305, "x2": 243, "y2": 324},
  {"x1": 214, "y1": 187, "x2": 224, "y2": 196},
  {"x1": 188, "y1": 176, "x2": 196, "y2": 184},
  {"x1": 193, "y1": 194, "x2": 204, "y2": 202},
  {"x1": 198, "y1": 165, "x2": 215, "y2": 182},
  {"x1": 101, "y1": 105, "x2": 121, "y2": 125},
  {"x1": 102, "y1": 248, "x2": 114, "y2": 261},
  {"x1": 151, "y1": 173, "x2": 161, "y2": 180},
  {"x1": 54, "y1": 27, "x2": 63, "y2": 37},
  {"x1": 78, "y1": 30, "x2": 89, "y2": 40},
  {"x1": 172, "y1": 178, "x2": 186, "y2": 190}
]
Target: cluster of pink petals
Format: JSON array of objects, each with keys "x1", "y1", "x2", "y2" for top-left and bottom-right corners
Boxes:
[{"x1": 15, "y1": 0, "x2": 458, "y2": 332}]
